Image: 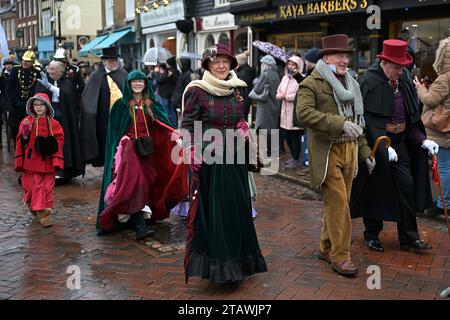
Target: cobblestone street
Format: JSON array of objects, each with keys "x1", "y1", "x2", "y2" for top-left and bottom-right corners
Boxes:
[{"x1": 1, "y1": 143, "x2": 449, "y2": 300}]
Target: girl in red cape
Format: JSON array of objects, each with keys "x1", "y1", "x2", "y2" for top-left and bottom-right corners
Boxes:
[{"x1": 15, "y1": 93, "x2": 64, "y2": 227}]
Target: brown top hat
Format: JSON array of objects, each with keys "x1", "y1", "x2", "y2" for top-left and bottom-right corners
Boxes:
[
  {"x1": 376, "y1": 39, "x2": 413, "y2": 66},
  {"x1": 318, "y1": 34, "x2": 355, "y2": 58}
]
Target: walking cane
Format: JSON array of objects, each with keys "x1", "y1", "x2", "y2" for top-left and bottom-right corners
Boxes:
[
  {"x1": 431, "y1": 154, "x2": 450, "y2": 236},
  {"x1": 370, "y1": 136, "x2": 392, "y2": 161}
]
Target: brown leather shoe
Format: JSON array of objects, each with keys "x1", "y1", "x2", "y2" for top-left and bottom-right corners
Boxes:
[
  {"x1": 318, "y1": 251, "x2": 331, "y2": 264},
  {"x1": 331, "y1": 260, "x2": 358, "y2": 277}
]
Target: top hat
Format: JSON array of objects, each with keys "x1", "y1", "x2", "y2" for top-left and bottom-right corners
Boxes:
[
  {"x1": 201, "y1": 43, "x2": 238, "y2": 71},
  {"x1": 101, "y1": 47, "x2": 120, "y2": 60},
  {"x1": 376, "y1": 39, "x2": 413, "y2": 66},
  {"x1": 318, "y1": 34, "x2": 355, "y2": 58}
]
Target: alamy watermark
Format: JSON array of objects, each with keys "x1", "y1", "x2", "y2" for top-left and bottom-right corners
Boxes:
[{"x1": 66, "y1": 265, "x2": 81, "y2": 290}]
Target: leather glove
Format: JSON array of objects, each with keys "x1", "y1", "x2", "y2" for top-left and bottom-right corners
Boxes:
[
  {"x1": 365, "y1": 158, "x2": 376, "y2": 175},
  {"x1": 236, "y1": 119, "x2": 250, "y2": 141},
  {"x1": 37, "y1": 72, "x2": 51, "y2": 89},
  {"x1": 22, "y1": 118, "x2": 31, "y2": 138},
  {"x1": 342, "y1": 121, "x2": 363, "y2": 138},
  {"x1": 421, "y1": 139, "x2": 439, "y2": 155},
  {"x1": 388, "y1": 147, "x2": 398, "y2": 162}
]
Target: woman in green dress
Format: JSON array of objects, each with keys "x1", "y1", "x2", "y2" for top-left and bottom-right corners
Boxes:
[{"x1": 181, "y1": 44, "x2": 267, "y2": 283}]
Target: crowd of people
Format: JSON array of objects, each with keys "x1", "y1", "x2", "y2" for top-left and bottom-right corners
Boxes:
[{"x1": 0, "y1": 32, "x2": 448, "y2": 283}]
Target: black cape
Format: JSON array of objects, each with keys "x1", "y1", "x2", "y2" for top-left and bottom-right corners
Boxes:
[
  {"x1": 80, "y1": 67, "x2": 127, "y2": 167},
  {"x1": 36, "y1": 77, "x2": 85, "y2": 178},
  {"x1": 350, "y1": 60, "x2": 432, "y2": 221}
]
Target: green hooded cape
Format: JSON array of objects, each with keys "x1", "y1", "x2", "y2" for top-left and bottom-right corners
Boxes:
[{"x1": 97, "y1": 70, "x2": 171, "y2": 231}]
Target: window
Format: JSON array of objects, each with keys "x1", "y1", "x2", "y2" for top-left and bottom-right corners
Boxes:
[
  {"x1": 34, "y1": 0, "x2": 37, "y2": 16},
  {"x1": 214, "y1": 0, "x2": 229, "y2": 8},
  {"x1": 28, "y1": 0, "x2": 32, "y2": 17},
  {"x1": 205, "y1": 34, "x2": 215, "y2": 48},
  {"x1": 7, "y1": 20, "x2": 11, "y2": 40},
  {"x1": 18, "y1": 1, "x2": 21, "y2": 19},
  {"x1": 105, "y1": 0, "x2": 114, "y2": 27},
  {"x1": 29, "y1": 26, "x2": 33, "y2": 46},
  {"x1": 126, "y1": 0, "x2": 135, "y2": 20},
  {"x1": 34, "y1": 25, "x2": 38, "y2": 46},
  {"x1": 42, "y1": 9, "x2": 51, "y2": 35},
  {"x1": 218, "y1": 33, "x2": 230, "y2": 46},
  {"x1": 11, "y1": 19, "x2": 15, "y2": 40},
  {"x1": 24, "y1": 27, "x2": 28, "y2": 46}
]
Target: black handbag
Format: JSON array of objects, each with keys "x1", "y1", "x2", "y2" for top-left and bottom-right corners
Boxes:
[
  {"x1": 135, "y1": 136, "x2": 154, "y2": 157},
  {"x1": 132, "y1": 103, "x2": 154, "y2": 158}
]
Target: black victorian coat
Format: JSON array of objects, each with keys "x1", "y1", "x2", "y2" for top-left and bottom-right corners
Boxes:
[
  {"x1": 80, "y1": 67, "x2": 127, "y2": 167},
  {"x1": 36, "y1": 77, "x2": 85, "y2": 178},
  {"x1": 350, "y1": 59, "x2": 432, "y2": 222}
]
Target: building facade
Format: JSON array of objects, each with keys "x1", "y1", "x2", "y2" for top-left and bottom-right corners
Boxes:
[
  {"x1": 0, "y1": 0, "x2": 18, "y2": 58},
  {"x1": 230, "y1": 0, "x2": 450, "y2": 78}
]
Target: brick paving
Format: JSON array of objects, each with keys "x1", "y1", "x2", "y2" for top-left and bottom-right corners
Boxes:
[{"x1": 0, "y1": 138, "x2": 449, "y2": 300}]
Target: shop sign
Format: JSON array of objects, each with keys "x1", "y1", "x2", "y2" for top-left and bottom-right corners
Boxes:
[
  {"x1": 141, "y1": 0, "x2": 185, "y2": 28},
  {"x1": 237, "y1": 11, "x2": 278, "y2": 25},
  {"x1": 202, "y1": 13, "x2": 235, "y2": 31},
  {"x1": 279, "y1": 0, "x2": 370, "y2": 19}
]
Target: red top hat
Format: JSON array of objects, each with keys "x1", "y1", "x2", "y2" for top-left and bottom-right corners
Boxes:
[{"x1": 376, "y1": 39, "x2": 413, "y2": 66}]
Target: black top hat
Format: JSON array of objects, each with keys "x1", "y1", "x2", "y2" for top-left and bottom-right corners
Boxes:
[{"x1": 101, "y1": 47, "x2": 120, "y2": 60}]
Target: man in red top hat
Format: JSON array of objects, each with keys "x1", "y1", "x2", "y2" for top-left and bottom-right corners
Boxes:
[{"x1": 350, "y1": 39, "x2": 438, "y2": 252}]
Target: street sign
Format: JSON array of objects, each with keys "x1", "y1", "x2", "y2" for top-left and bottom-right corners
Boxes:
[{"x1": 63, "y1": 42, "x2": 74, "y2": 50}]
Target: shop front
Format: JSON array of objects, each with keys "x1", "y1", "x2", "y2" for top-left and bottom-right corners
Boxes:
[
  {"x1": 233, "y1": 0, "x2": 376, "y2": 73},
  {"x1": 140, "y1": 0, "x2": 185, "y2": 58},
  {"x1": 378, "y1": 0, "x2": 450, "y2": 80},
  {"x1": 195, "y1": 13, "x2": 239, "y2": 55}
]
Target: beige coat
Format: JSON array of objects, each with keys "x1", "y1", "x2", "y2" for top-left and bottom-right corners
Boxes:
[
  {"x1": 297, "y1": 69, "x2": 371, "y2": 189},
  {"x1": 417, "y1": 36, "x2": 450, "y2": 148}
]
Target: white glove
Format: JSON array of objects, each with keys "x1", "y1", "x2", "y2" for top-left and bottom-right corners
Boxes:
[
  {"x1": 421, "y1": 139, "x2": 439, "y2": 155},
  {"x1": 388, "y1": 147, "x2": 398, "y2": 162},
  {"x1": 342, "y1": 121, "x2": 363, "y2": 138},
  {"x1": 365, "y1": 158, "x2": 376, "y2": 175}
]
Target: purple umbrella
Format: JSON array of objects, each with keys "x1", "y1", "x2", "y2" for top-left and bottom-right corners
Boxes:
[{"x1": 252, "y1": 40, "x2": 290, "y2": 62}]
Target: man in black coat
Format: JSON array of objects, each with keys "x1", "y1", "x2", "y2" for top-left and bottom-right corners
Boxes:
[
  {"x1": 156, "y1": 57, "x2": 179, "y2": 127},
  {"x1": 171, "y1": 58, "x2": 193, "y2": 116},
  {"x1": 80, "y1": 47, "x2": 128, "y2": 167},
  {"x1": 350, "y1": 40, "x2": 438, "y2": 252},
  {"x1": 6, "y1": 47, "x2": 41, "y2": 149},
  {"x1": 0, "y1": 55, "x2": 15, "y2": 148},
  {"x1": 36, "y1": 60, "x2": 85, "y2": 182}
]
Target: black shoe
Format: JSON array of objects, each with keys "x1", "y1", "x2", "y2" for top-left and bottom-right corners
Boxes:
[
  {"x1": 400, "y1": 240, "x2": 432, "y2": 251},
  {"x1": 135, "y1": 225, "x2": 156, "y2": 240},
  {"x1": 425, "y1": 206, "x2": 445, "y2": 217},
  {"x1": 365, "y1": 240, "x2": 384, "y2": 252}
]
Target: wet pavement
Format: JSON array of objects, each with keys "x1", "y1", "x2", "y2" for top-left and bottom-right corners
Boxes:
[{"x1": 0, "y1": 137, "x2": 449, "y2": 300}]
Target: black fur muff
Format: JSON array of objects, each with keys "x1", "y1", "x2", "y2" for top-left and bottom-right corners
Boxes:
[{"x1": 35, "y1": 136, "x2": 58, "y2": 156}]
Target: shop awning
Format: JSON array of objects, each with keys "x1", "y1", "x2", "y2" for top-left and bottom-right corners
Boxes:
[
  {"x1": 78, "y1": 35, "x2": 108, "y2": 57},
  {"x1": 93, "y1": 28, "x2": 132, "y2": 50}
]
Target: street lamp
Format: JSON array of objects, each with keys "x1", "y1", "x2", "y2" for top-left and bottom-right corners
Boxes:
[{"x1": 55, "y1": 0, "x2": 64, "y2": 46}]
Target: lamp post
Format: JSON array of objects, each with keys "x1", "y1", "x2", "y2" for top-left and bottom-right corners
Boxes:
[{"x1": 55, "y1": 0, "x2": 64, "y2": 46}]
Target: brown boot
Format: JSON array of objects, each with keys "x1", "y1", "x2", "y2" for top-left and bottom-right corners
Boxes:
[
  {"x1": 331, "y1": 260, "x2": 358, "y2": 277},
  {"x1": 37, "y1": 209, "x2": 53, "y2": 228}
]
